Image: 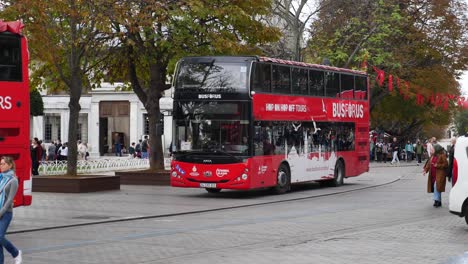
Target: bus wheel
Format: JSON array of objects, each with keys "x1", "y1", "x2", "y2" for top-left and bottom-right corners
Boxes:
[
  {"x1": 273, "y1": 164, "x2": 290, "y2": 194},
  {"x1": 205, "y1": 188, "x2": 221, "y2": 193},
  {"x1": 331, "y1": 160, "x2": 344, "y2": 187},
  {"x1": 464, "y1": 203, "x2": 468, "y2": 225}
]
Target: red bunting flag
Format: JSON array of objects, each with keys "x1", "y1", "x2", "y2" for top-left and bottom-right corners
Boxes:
[
  {"x1": 416, "y1": 94, "x2": 425, "y2": 105},
  {"x1": 443, "y1": 95, "x2": 449, "y2": 110},
  {"x1": 373, "y1": 67, "x2": 385, "y2": 87},
  {"x1": 388, "y1": 75, "x2": 393, "y2": 92},
  {"x1": 404, "y1": 81, "x2": 410, "y2": 100},
  {"x1": 361, "y1": 54, "x2": 368, "y2": 70}
]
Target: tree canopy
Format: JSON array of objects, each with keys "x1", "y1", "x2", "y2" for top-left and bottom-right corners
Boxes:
[
  {"x1": 307, "y1": 0, "x2": 468, "y2": 140},
  {"x1": 2, "y1": 0, "x2": 117, "y2": 175},
  {"x1": 97, "y1": 0, "x2": 281, "y2": 170}
]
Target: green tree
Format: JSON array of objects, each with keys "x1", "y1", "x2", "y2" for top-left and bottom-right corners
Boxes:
[
  {"x1": 454, "y1": 110, "x2": 468, "y2": 136},
  {"x1": 100, "y1": 0, "x2": 281, "y2": 170},
  {"x1": 307, "y1": 0, "x2": 468, "y2": 138},
  {"x1": 30, "y1": 89, "x2": 44, "y2": 116},
  {"x1": 2, "y1": 0, "x2": 115, "y2": 176}
]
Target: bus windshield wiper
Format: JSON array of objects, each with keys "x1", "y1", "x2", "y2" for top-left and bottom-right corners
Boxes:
[{"x1": 211, "y1": 148, "x2": 242, "y2": 161}]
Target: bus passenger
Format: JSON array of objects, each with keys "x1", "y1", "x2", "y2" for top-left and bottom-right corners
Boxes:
[{"x1": 263, "y1": 139, "x2": 275, "y2": 155}]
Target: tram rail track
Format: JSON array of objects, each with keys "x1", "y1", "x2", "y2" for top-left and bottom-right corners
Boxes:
[{"x1": 9, "y1": 174, "x2": 403, "y2": 235}]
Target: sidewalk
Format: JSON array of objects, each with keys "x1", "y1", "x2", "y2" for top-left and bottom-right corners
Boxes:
[{"x1": 10, "y1": 163, "x2": 414, "y2": 233}]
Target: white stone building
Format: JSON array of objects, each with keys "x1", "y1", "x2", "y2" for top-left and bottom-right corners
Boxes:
[{"x1": 32, "y1": 84, "x2": 173, "y2": 158}]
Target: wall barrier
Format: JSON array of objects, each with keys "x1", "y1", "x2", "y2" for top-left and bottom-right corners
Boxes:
[{"x1": 38, "y1": 158, "x2": 151, "y2": 175}]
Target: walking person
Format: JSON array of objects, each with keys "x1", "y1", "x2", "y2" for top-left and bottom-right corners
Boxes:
[
  {"x1": 47, "y1": 142, "x2": 56, "y2": 161},
  {"x1": 426, "y1": 137, "x2": 435, "y2": 158},
  {"x1": 405, "y1": 140, "x2": 414, "y2": 162},
  {"x1": 423, "y1": 144, "x2": 448, "y2": 207},
  {"x1": 390, "y1": 137, "x2": 400, "y2": 165},
  {"x1": 0, "y1": 156, "x2": 23, "y2": 264},
  {"x1": 447, "y1": 137, "x2": 456, "y2": 186},
  {"x1": 382, "y1": 140, "x2": 389, "y2": 163},
  {"x1": 30, "y1": 137, "x2": 42, "y2": 176},
  {"x1": 141, "y1": 136, "x2": 149, "y2": 159},
  {"x1": 129, "y1": 142, "x2": 136, "y2": 158},
  {"x1": 415, "y1": 140, "x2": 424, "y2": 165}
]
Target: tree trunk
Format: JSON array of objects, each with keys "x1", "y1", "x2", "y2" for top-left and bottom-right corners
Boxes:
[
  {"x1": 146, "y1": 62, "x2": 166, "y2": 171},
  {"x1": 66, "y1": 71, "x2": 82, "y2": 176}
]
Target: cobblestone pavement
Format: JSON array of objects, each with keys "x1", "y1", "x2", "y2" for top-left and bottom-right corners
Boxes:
[{"x1": 7, "y1": 162, "x2": 468, "y2": 264}]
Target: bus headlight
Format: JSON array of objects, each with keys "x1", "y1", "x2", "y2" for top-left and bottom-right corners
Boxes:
[
  {"x1": 171, "y1": 171, "x2": 178, "y2": 177},
  {"x1": 241, "y1": 173, "x2": 248, "y2": 180}
]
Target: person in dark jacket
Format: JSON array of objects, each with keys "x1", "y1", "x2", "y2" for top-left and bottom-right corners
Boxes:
[
  {"x1": 447, "y1": 137, "x2": 456, "y2": 185},
  {"x1": 30, "y1": 137, "x2": 42, "y2": 176}
]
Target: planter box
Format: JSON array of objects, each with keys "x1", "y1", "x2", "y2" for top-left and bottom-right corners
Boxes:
[
  {"x1": 33, "y1": 175, "x2": 120, "y2": 193},
  {"x1": 116, "y1": 170, "x2": 170, "y2": 185}
]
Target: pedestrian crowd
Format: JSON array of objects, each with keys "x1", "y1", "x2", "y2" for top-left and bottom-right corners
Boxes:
[
  {"x1": 369, "y1": 136, "x2": 427, "y2": 165},
  {"x1": 370, "y1": 135, "x2": 456, "y2": 208}
]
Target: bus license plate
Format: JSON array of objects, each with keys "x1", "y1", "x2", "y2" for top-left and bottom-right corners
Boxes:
[{"x1": 200, "y1": 183, "x2": 217, "y2": 188}]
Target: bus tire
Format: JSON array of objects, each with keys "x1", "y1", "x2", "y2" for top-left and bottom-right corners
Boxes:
[
  {"x1": 273, "y1": 164, "x2": 290, "y2": 194},
  {"x1": 464, "y1": 203, "x2": 468, "y2": 225},
  {"x1": 330, "y1": 160, "x2": 344, "y2": 187},
  {"x1": 205, "y1": 188, "x2": 221, "y2": 193}
]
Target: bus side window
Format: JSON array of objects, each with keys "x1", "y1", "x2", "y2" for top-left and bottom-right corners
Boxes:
[
  {"x1": 252, "y1": 63, "x2": 271, "y2": 93},
  {"x1": 272, "y1": 65, "x2": 291, "y2": 94},
  {"x1": 325, "y1": 72, "x2": 340, "y2": 98},
  {"x1": 292, "y1": 68, "x2": 308, "y2": 95},
  {"x1": 340, "y1": 74, "x2": 355, "y2": 99},
  {"x1": 309, "y1": 70, "x2": 324, "y2": 96},
  {"x1": 355, "y1": 76, "x2": 367, "y2": 100}
]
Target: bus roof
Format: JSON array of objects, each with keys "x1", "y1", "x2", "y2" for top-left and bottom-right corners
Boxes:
[
  {"x1": 179, "y1": 56, "x2": 367, "y2": 76},
  {"x1": 259, "y1": 56, "x2": 367, "y2": 76},
  {"x1": 0, "y1": 20, "x2": 24, "y2": 34}
]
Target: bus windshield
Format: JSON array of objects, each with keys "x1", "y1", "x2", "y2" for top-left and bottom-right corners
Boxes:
[
  {"x1": 175, "y1": 59, "x2": 249, "y2": 92},
  {"x1": 173, "y1": 101, "x2": 250, "y2": 154}
]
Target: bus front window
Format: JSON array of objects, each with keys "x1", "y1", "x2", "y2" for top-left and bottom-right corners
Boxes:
[
  {"x1": 175, "y1": 59, "x2": 249, "y2": 92},
  {"x1": 173, "y1": 101, "x2": 250, "y2": 155}
]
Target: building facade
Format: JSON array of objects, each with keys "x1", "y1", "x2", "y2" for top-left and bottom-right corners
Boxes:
[{"x1": 32, "y1": 84, "x2": 173, "y2": 158}]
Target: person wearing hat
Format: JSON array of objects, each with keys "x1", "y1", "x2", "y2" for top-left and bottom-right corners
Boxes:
[{"x1": 423, "y1": 144, "x2": 448, "y2": 207}]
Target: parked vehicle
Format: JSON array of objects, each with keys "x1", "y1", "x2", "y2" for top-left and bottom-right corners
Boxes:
[{"x1": 449, "y1": 135, "x2": 468, "y2": 224}]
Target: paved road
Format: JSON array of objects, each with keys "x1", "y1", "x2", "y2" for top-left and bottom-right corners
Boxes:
[{"x1": 6, "y1": 163, "x2": 468, "y2": 263}]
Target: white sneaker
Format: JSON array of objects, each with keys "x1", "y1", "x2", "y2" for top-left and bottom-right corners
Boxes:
[{"x1": 14, "y1": 250, "x2": 22, "y2": 264}]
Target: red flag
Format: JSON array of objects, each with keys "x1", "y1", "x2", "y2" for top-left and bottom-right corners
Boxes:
[
  {"x1": 388, "y1": 75, "x2": 393, "y2": 92},
  {"x1": 416, "y1": 94, "x2": 425, "y2": 105},
  {"x1": 443, "y1": 96, "x2": 449, "y2": 110},
  {"x1": 373, "y1": 67, "x2": 385, "y2": 87},
  {"x1": 404, "y1": 81, "x2": 410, "y2": 100},
  {"x1": 361, "y1": 54, "x2": 368, "y2": 70},
  {"x1": 396, "y1": 77, "x2": 402, "y2": 95}
]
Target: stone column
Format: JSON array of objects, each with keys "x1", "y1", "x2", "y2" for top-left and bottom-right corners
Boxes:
[
  {"x1": 129, "y1": 100, "x2": 139, "y2": 146},
  {"x1": 32, "y1": 116, "x2": 44, "y2": 140},
  {"x1": 60, "y1": 111, "x2": 69, "y2": 142},
  {"x1": 88, "y1": 102, "x2": 100, "y2": 157}
]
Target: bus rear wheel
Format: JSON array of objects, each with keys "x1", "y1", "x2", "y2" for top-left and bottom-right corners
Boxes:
[
  {"x1": 273, "y1": 164, "x2": 290, "y2": 194},
  {"x1": 331, "y1": 160, "x2": 344, "y2": 187},
  {"x1": 205, "y1": 188, "x2": 221, "y2": 193}
]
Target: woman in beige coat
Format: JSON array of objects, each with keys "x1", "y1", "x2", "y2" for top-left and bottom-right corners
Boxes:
[{"x1": 423, "y1": 144, "x2": 448, "y2": 207}]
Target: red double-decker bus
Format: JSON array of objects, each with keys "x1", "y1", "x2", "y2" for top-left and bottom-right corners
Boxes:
[
  {"x1": 0, "y1": 20, "x2": 32, "y2": 206},
  {"x1": 170, "y1": 56, "x2": 369, "y2": 194}
]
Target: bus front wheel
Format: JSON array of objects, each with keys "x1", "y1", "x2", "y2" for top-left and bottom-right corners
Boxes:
[
  {"x1": 273, "y1": 164, "x2": 290, "y2": 194},
  {"x1": 206, "y1": 188, "x2": 221, "y2": 193}
]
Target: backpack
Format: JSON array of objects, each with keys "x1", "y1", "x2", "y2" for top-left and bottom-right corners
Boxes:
[{"x1": 135, "y1": 143, "x2": 141, "y2": 152}]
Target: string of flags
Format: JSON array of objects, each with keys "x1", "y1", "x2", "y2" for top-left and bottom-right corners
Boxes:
[{"x1": 371, "y1": 66, "x2": 465, "y2": 111}]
